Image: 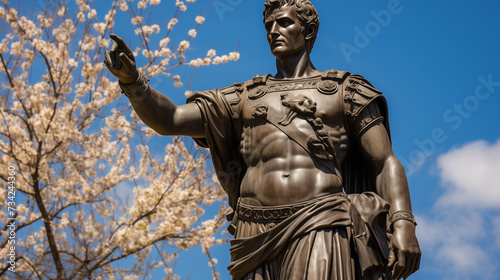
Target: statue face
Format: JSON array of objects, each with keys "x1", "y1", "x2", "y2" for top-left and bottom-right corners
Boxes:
[{"x1": 264, "y1": 6, "x2": 306, "y2": 59}]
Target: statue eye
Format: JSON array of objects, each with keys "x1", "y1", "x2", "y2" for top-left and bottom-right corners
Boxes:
[{"x1": 278, "y1": 19, "x2": 293, "y2": 27}]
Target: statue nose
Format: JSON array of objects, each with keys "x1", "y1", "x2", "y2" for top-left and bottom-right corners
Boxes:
[{"x1": 269, "y1": 22, "x2": 279, "y2": 35}]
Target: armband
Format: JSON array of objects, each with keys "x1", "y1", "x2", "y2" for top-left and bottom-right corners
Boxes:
[{"x1": 390, "y1": 211, "x2": 417, "y2": 227}]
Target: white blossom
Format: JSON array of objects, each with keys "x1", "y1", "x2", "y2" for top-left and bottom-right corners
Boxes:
[
  {"x1": 88, "y1": 9, "x2": 97, "y2": 19},
  {"x1": 206, "y1": 49, "x2": 216, "y2": 57},
  {"x1": 37, "y1": 14, "x2": 53, "y2": 27},
  {"x1": 0, "y1": 1, "x2": 239, "y2": 279},
  {"x1": 158, "y1": 47, "x2": 171, "y2": 57},
  {"x1": 78, "y1": 3, "x2": 90, "y2": 12},
  {"x1": 195, "y1": 16, "x2": 205, "y2": 24},
  {"x1": 212, "y1": 56, "x2": 222, "y2": 65},
  {"x1": 135, "y1": 24, "x2": 160, "y2": 36},
  {"x1": 0, "y1": 39, "x2": 9, "y2": 53},
  {"x1": 57, "y1": 6, "x2": 65, "y2": 16},
  {"x1": 177, "y1": 40, "x2": 190, "y2": 52},
  {"x1": 138, "y1": 0, "x2": 148, "y2": 9},
  {"x1": 10, "y1": 41, "x2": 22, "y2": 55},
  {"x1": 159, "y1": 37, "x2": 170, "y2": 47},
  {"x1": 229, "y1": 51, "x2": 240, "y2": 61},
  {"x1": 167, "y1": 18, "x2": 178, "y2": 31},
  {"x1": 131, "y1": 16, "x2": 143, "y2": 25},
  {"x1": 203, "y1": 57, "x2": 211, "y2": 65},
  {"x1": 119, "y1": 0, "x2": 128, "y2": 11},
  {"x1": 176, "y1": 0, "x2": 187, "y2": 11},
  {"x1": 142, "y1": 49, "x2": 153, "y2": 59},
  {"x1": 68, "y1": 58, "x2": 78, "y2": 67},
  {"x1": 77, "y1": 11, "x2": 85, "y2": 22},
  {"x1": 189, "y1": 58, "x2": 202, "y2": 67},
  {"x1": 188, "y1": 29, "x2": 197, "y2": 38},
  {"x1": 93, "y1": 22, "x2": 107, "y2": 34}
]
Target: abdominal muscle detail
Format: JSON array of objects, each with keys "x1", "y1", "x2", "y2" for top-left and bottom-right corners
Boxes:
[{"x1": 239, "y1": 123, "x2": 343, "y2": 206}]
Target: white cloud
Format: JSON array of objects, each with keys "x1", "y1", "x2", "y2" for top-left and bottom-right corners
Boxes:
[
  {"x1": 437, "y1": 243, "x2": 489, "y2": 272},
  {"x1": 416, "y1": 210, "x2": 492, "y2": 276},
  {"x1": 417, "y1": 139, "x2": 500, "y2": 279},
  {"x1": 436, "y1": 139, "x2": 500, "y2": 208}
]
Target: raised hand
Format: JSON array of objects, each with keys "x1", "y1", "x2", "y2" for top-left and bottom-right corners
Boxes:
[{"x1": 104, "y1": 34, "x2": 139, "y2": 85}]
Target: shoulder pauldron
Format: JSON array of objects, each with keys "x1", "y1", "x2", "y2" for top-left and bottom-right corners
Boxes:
[
  {"x1": 220, "y1": 82, "x2": 245, "y2": 106},
  {"x1": 343, "y1": 74, "x2": 383, "y2": 118},
  {"x1": 318, "y1": 69, "x2": 350, "y2": 95}
]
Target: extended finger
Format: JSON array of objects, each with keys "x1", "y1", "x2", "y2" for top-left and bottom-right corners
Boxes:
[
  {"x1": 110, "y1": 33, "x2": 133, "y2": 53},
  {"x1": 110, "y1": 34, "x2": 126, "y2": 48}
]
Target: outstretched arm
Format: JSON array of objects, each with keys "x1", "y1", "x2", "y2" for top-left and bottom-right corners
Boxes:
[
  {"x1": 358, "y1": 121, "x2": 421, "y2": 280},
  {"x1": 104, "y1": 34, "x2": 204, "y2": 137}
]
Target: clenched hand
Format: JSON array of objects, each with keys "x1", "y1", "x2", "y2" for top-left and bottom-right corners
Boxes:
[{"x1": 388, "y1": 221, "x2": 421, "y2": 279}]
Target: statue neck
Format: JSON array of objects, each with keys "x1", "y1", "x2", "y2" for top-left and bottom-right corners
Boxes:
[{"x1": 275, "y1": 48, "x2": 321, "y2": 79}]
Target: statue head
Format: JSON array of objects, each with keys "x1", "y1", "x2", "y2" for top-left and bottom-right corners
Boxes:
[{"x1": 263, "y1": 0, "x2": 320, "y2": 51}]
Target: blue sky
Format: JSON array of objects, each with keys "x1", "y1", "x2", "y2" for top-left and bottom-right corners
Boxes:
[{"x1": 64, "y1": 0, "x2": 500, "y2": 279}]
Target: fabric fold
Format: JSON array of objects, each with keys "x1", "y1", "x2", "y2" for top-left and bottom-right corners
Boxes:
[{"x1": 228, "y1": 192, "x2": 390, "y2": 279}]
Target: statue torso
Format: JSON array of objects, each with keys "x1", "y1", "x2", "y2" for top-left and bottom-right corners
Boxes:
[{"x1": 237, "y1": 74, "x2": 350, "y2": 206}]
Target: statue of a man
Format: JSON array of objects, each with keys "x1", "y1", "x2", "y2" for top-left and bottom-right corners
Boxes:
[{"x1": 105, "y1": 0, "x2": 421, "y2": 279}]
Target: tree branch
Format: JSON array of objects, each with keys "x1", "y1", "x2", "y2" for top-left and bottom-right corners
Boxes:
[
  {"x1": 32, "y1": 155, "x2": 67, "y2": 280},
  {"x1": 0, "y1": 53, "x2": 14, "y2": 88}
]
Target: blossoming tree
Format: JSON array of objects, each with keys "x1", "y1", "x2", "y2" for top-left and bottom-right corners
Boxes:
[{"x1": 0, "y1": 0, "x2": 239, "y2": 279}]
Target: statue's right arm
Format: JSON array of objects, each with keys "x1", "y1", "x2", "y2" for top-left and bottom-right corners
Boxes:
[{"x1": 104, "y1": 34, "x2": 205, "y2": 138}]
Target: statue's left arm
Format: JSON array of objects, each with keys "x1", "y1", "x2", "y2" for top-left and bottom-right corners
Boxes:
[
  {"x1": 343, "y1": 73, "x2": 421, "y2": 279},
  {"x1": 358, "y1": 120, "x2": 421, "y2": 279}
]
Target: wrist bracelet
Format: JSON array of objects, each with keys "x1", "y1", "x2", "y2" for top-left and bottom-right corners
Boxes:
[
  {"x1": 390, "y1": 211, "x2": 417, "y2": 227},
  {"x1": 119, "y1": 71, "x2": 150, "y2": 100}
]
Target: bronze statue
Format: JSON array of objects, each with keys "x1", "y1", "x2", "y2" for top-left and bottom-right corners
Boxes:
[{"x1": 104, "y1": 0, "x2": 421, "y2": 279}]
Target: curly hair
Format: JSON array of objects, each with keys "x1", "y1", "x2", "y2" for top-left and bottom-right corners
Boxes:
[{"x1": 263, "y1": 0, "x2": 320, "y2": 50}]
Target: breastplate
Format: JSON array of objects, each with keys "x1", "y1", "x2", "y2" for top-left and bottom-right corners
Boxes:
[{"x1": 238, "y1": 71, "x2": 350, "y2": 174}]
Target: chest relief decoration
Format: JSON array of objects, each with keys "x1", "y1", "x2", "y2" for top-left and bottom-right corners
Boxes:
[
  {"x1": 278, "y1": 93, "x2": 339, "y2": 165},
  {"x1": 279, "y1": 93, "x2": 317, "y2": 126},
  {"x1": 317, "y1": 80, "x2": 338, "y2": 95},
  {"x1": 248, "y1": 78, "x2": 338, "y2": 100}
]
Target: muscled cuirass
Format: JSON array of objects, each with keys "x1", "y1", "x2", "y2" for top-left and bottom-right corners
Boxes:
[
  {"x1": 188, "y1": 69, "x2": 387, "y2": 207},
  {"x1": 233, "y1": 70, "x2": 353, "y2": 176}
]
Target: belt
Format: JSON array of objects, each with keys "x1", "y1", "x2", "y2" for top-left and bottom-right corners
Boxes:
[{"x1": 237, "y1": 194, "x2": 345, "y2": 223}]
